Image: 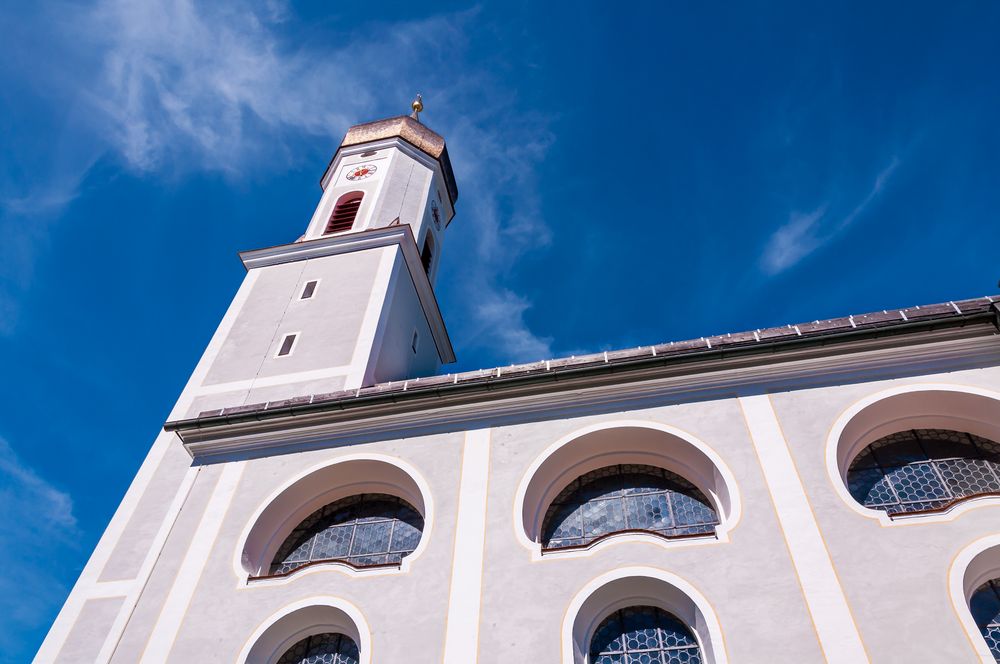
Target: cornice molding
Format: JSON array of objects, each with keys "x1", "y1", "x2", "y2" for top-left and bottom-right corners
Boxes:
[
  {"x1": 319, "y1": 136, "x2": 457, "y2": 211},
  {"x1": 238, "y1": 225, "x2": 456, "y2": 364},
  {"x1": 177, "y1": 328, "x2": 1000, "y2": 462}
]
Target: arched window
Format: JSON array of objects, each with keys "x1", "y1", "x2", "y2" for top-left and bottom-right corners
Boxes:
[
  {"x1": 325, "y1": 192, "x2": 363, "y2": 234},
  {"x1": 590, "y1": 605, "x2": 702, "y2": 663},
  {"x1": 268, "y1": 493, "x2": 423, "y2": 576},
  {"x1": 971, "y1": 579, "x2": 1000, "y2": 660},
  {"x1": 275, "y1": 632, "x2": 359, "y2": 664},
  {"x1": 541, "y1": 464, "x2": 718, "y2": 551},
  {"x1": 846, "y1": 429, "x2": 1000, "y2": 516}
]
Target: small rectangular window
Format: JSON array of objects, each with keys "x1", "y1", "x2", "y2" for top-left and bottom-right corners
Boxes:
[
  {"x1": 300, "y1": 280, "x2": 318, "y2": 299},
  {"x1": 276, "y1": 333, "x2": 297, "y2": 357},
  {"x1": 411, "y1": 330, "x2": 419, "y2": 354}
]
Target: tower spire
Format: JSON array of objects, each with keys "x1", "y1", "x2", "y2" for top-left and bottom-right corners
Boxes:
[{"x1": 410, "y1": 93, "x2": 424, "y2": 121}]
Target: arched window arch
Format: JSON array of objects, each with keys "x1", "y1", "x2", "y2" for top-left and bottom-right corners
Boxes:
[
  {"x1": 325, "y1": 192, "x2": 364, "y2": 234},
  {"x1": 971, "y1": 579, "x2": 1000, "y2": 660},
  {"x1": 268, "y1": 493, "x2": 423, "y2": 576},
  {"x1": 590, "y1": 605, "x2": 702, "y2": 663},
  {"x1": 846, "y1": 429, "x2": 1000, "y2": 516},
  {"x1": 517, "y1": 423, "x2": 740, "y2": 558},
  {"x1": 238, "y1": 456, "x2": 432, "y2": 581},
  {"x1": 275, "y1": 632, "x2": 359, "y2": 664},
  {"x1": 541, "y1": 464, "x2": 718, "y2": 551}
]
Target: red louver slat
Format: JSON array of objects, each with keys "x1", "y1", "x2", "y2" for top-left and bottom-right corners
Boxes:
[{"x1": 325, "y1": 195, "x2": 363, "y2": 234}]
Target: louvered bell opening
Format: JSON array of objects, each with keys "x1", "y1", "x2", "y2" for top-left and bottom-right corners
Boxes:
[{"x1": 325, "y1": 197, "x2": 362, "y2": 234}]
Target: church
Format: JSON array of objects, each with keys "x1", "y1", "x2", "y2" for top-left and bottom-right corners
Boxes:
[{"x1": 36, "y1": 99, "x2": 1000, "y2": 663}]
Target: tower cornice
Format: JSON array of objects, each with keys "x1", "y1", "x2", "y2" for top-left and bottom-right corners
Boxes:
[{"x1": 321, "y1": 116, "x2": 459, "y2": 207}]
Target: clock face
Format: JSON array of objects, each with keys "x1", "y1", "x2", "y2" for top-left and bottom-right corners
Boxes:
[{"x1": 346, "y1": 164, "x2": 377, "y2": 181}]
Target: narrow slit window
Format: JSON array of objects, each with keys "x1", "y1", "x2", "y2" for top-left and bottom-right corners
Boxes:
[
  {"x1": 411, "y1": 330, "x2": 419, "y2": 354},
  {"x1": 300, "y1": 280, "x2": 318, "y2": 300},
  {"x1": 420, "y1": 233, "x2": 435, "y2": 275},
  {"x1": 277, "y1": 333, "x2": 297, "y2": 357}
]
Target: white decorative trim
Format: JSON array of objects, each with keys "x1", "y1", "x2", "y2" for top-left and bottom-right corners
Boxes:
[
  {"x1": 237, "y1": 596, "x2": 372, "y2": 664},
  {"x1": 239, "y1": 225, "x2": 455, "y2": 364},
  {"x1": 948, "y1": 534, "x2": 1000, "y2": 662},
  {"x1": 739, "y1": 395, "x2": 868, "y2": 663},
  {"x1": 177, "y1": 332, "x2": 1000, "y2": 461},
  {"x1": 141, "y1": 462, "x2": 246, "y2": 663},
  {"x1": 233, "y1": 454, "x2": 434, "y2": 584},
  {"x1": 512, "y1": 420, "x2": 741, "y2": 560},
  {"x1": 194, "y1": 364, "x2": 354, "y2": 396},
  {"x1": 561, "y1": 566, "x2": 727, "y2": 664},
  {"x1": 443, "y1": 428, "x2": 491, "y2": 663},
  {"x1": 824, "y1": 383, "x2": 1000, "y2": 525},
  {"x1": 346, "y1": 246, "x2": 397, "y2": 390}
]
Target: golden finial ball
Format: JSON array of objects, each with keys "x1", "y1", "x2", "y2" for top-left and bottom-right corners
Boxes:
[{"x1": 411, "y1": 95, "x2": 424, "y2": 114}]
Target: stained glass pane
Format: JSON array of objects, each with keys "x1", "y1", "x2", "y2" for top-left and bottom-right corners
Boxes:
[
  {"x1": 540, "y1": 465, "x2": 718, "y2": 550},
  {"x1": 845, "y1": 429, "x2": 1000, "y2": 516},
  {"x1": 267, "y1": 494, "x2": 423, "y2": 575},
  {"x1": 590, "y1": 606, "x2": 701, "y2": 663},
  {"x1": 275, "y1": 633, "x2": 359, "y2": 664}
]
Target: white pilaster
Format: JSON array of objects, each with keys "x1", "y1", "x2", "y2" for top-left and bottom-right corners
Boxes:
[
  {"x1": 442, "y1": 428, "x2": 491, "y2": 664},
  {"x1": 738, "y1": 394, "x2": 868, "y2": 663}
]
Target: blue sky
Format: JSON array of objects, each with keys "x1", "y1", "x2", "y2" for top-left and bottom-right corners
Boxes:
[{"x1": 1, "y1": 1, "x2": 999, "y2": 659}]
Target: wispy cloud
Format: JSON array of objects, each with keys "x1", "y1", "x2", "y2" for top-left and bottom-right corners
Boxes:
[
  {"x1": 0, "y1": 0, "x2": 556, "y2": 358},
  {"x1": 760, "y1": 157, "x2": 901, "y2": 275},
  {"x1": 0, "y1": 436, "x2": 79, "y2": 657}
]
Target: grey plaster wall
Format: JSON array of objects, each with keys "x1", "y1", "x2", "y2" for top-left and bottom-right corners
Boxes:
[
  {"x1": 203, "y1": 247, "x2": 384, "y2": 388},
  {"x1": 109, "y1": 464, "x2": 223, "y2": 663},
  {"x1": 58, "y1": 598, "x2": 123, "y2": 664},
  {"x1": 769, "y1": 366, "x2": 1000, "y2": 661},
  {"x1": 165, "y1": 431, "x2": 465, "y2": 663},
  {"x1": 370, "y1": 252, "x2": 440, "y2": 385},
  {"x1": 478, "y1": 399, "x2": 824, "y2": 662},
  {"x1": 369, "y1": 151, "x2": 434, "y2": 244},
  {"x1": 47, "y1": 346, "x2": 1000, "y2": 662},
  {"x1": 98, "y1": 434, "x2": 193, "y2": 583}
]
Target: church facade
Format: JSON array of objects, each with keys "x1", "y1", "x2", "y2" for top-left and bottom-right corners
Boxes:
[{"x1": 36, "y1": 105, "x2": 1000, "y2": 663}]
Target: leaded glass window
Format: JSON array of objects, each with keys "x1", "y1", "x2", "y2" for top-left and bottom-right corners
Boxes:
[
  {"x1": 590, "y1": 605, "x2": 702, "y2": 664},
  {"x1": 275, "y1": 632, "x2": 359, "y2": 664},
  {"x1": 846, "y1": 429, "x2": 1000, "y2": 516},
  {"x1": 972, "y1": 579, "x2": 1000, "y2": 661},
  {"x1": 267, "y1": 493, "x2": 423, "y2": 576},
  {"x1": 540, "y1": 464, "x2": 718, "y2": 550}
]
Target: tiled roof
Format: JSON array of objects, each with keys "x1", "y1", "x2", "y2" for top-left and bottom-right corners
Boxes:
[{"x1": 168, "y1": 295, "x2": 1000, "y2": 430}]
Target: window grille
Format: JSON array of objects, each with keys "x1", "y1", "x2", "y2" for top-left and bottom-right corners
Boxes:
[
  {"x1": 540, "y1": 464, "x2": 718, "y2": 551},
  {"x1": 846, "y1": 429, "x2": 1000, "y2": 516},
  {"x1": 275, "y1": 632, "x2": 359, "y2": 664},
  {"x1": 971, "y1": 579, "x2": 1000, "y2": 661},
  {"x1": 325, "y1": 192, "x2": 363, "y2": 234},
  {"x1": 267, "y1": 493, "x2": 423, "y2": 576},
  {"x1": 590, "y1": 605, "x2": 702, "y2": 664}
]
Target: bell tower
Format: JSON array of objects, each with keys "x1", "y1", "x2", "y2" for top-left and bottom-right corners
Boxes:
[{"x1": 179, "y1": 97, "x2": 458, "y2": 419}]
